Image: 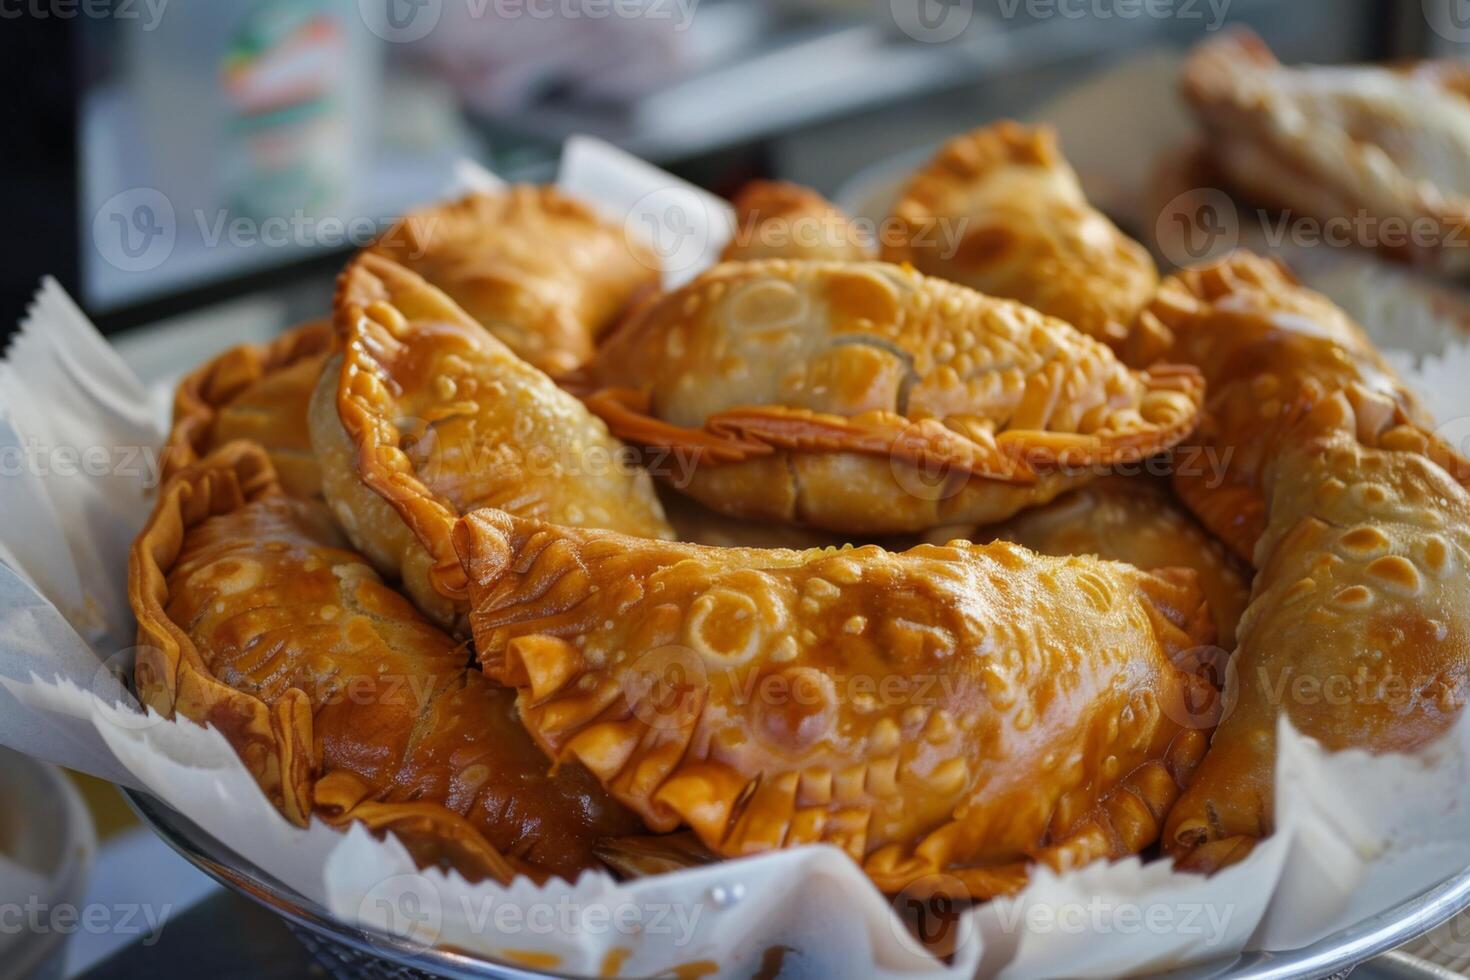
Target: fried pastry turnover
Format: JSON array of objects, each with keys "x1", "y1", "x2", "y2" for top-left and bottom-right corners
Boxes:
[
  {"x1": 310, "y1": 252, "x2": 671, "y2": 628},
  {"x1": 163, "y1": 319, "x2": 332, "y2": 497},
  {"x1": 454, "y1": 508, "x2": 1218, "y2": 898},
  {"x1": 130, "y1": 443, "x2": 641, "y2": 882},
  {"x1": 369, "y1": 187, "x2": 659, "y2": 375},
  {"x1": 883, "y1": 122, "x2": 1159, "y2": 354},
  {"x1": 721, "y1": 180, "x2": 874, "y2": 262},
  {"x1": 584, "y1": 259, "x2": 1204, "y2": 534},
  {"x1": 1138, "y1": 252, "x2": 1449, "y2": 563},
  {"x1": 1181, "y1": 30, "x2": 1470, "y2": 273},
  {"x1": 932, "y1": 476, "x2": 1251, "y2": 649},
  {"x1": 1164, "y1": 393, "x2": 1470, "y2": 871}
]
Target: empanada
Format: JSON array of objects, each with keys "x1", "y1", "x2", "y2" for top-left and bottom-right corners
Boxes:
[
  {"x1": 1164, "y1": 392, "x2": 1470, "y2": 870},
  {"x1": 164, "y1": 319, "x2": 332, "y2": 497},
  {"x1": 932, "y1": 476, "x2": 1251, "y2": 649},
  {"x1": 370, "y1": 187, "x2": 659, "y2": 375},
  {"x1": 1139, "y1": 252, "x2": 1439, "y2": 563},
  {"x1": 130, "y1": 443, "x2": 641, "y2": 882},
  {"x1": 883, "y1": 122, "x2": 1159, "y2": 354},
  {"x1": 721, "y1": 180, "x2": 873, "y2": 262},
  {"x1": 454, "y1": 508, "x2": 1218, "y2": 898},
  {"x1": 584, "y1": 259, "x2": 1204, "y2": 534},
  {"x1": 1181, "y1": 29, "x2": 1470, "y2": 274},
  {"x1": 310, "y1": 252, "x2": 672, "y2": 628}
]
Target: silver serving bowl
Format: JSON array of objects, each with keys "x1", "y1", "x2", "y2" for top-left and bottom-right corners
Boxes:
[{"x1": 125, "y1": 787, "x2": 1470, "y2": 980}]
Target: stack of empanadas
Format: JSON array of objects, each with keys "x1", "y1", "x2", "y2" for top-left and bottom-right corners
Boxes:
[{"x1": 127, "y1": 124, "x2": 1470, "y2": 920}]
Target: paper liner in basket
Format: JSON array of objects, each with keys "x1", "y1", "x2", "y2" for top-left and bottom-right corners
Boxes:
[{"x1": 3, "y1": 138, "x2": 1470, "y2": 977}]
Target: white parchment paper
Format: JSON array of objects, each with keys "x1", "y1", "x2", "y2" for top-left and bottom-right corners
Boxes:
[{"x1": 4, "y1": 135, "x2": 1470, "y2": 978}]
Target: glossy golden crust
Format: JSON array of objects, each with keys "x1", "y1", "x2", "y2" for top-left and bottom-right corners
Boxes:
[
  {"x1": 164, "y1": 320, "x2": 332, "y2": 497},
  {"x1": 369, "y1": 187, "x2": 659, "y2": 375},
  {"x1": 454, "y1": 508, "x2": 1218, "y2": 897},
  {"x1": 1139, "y1": 253, "x2": 1437, "y2": 562},
  {"x1": 936, "y1": 476, "x2": 1251, "y2": 649},
  {"x1": 1164, "y1": 394, "x2": 1470, "y2": 868},
  {"x1": 315, "y1": 252, "x2": 672, "y2": 627},
  {"x1": 882, "y1": 122, "x2": 1159, "y2": 353},
  {"x1": 721, "y1": 180, "x2": 874, "y2": 262},
  {"x1": 586, "y1": 259, "x2": 1204, "y2": 534},
  {"x1": 1181, "y1": 30, "x2": 1470, "y2": 273},
  {"x1": 130, "y1": 443, "x2": 640, "y2": 882}
]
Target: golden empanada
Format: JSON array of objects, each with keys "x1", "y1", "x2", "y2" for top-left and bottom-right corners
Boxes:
[
  {"x1": 370, "y1": 187, "x2": 659, "y2": 375},
  {"x1": 1182, "y1": 29, "x2": 1470, "y2": 273},
  {"x1": 130, "y1": 443, "x2": 641, "y2": 882},
  {"x1": 454, "y1": 508, "x2": 1218, "y2": 898},
  {"x1": 1139, "y1": 252, "x2": 1438, "y2": 563},
  {"x1": 310, "y1": 252, "x2": 672, "y2": 628},
  {"x1": 584, "y1": 259, "x2": 1204, "y2": 534},
  {"x1": 933, "y1": 476, "x2": 1251, "y2": 649},
  {"x1": 883, "y1": 122, "x2": 1159, "y2": 354},
  {"x1": 721, "y1": 180, "x2": 873, "y2": 262},
  {"x1": 164, "y1": 320, "x2": 332, "y2": 497},
  {"x1": 1164, "y1": 393, "x2": 1470, "y2": 870}
]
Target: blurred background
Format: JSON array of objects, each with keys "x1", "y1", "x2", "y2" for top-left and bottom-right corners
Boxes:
[
  {"x1": 0, "y1": 0, "x2": 1449, "y2": 357},
  {"x1": 1, "y1": 1, "x2": 1468, "y2": 975}
]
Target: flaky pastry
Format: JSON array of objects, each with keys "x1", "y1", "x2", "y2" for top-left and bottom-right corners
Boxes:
[
  {"x1": 455, "y1": 508, "x2": 1218, "y2": 898},
  {"x1": 1138, "y1": 252, "x2": 1447, "y2": 563},
  {"x1": 721, "y1": 180, "x2": 874, "y2": 262},
  {"x1": 310, "y1": 252, "x2": 671, "y2": 628},
  {"x1": 130, "y1": 443, "x2": 640, "y2": 882},
  {"x1": 163, "y1": 319, "x2": 332, "y2": 497},
  {"x1": 1165, "y1": 392, "x2": 1470, "y2": 870},
  {"x1": 1181, "y1": 30, "x2": 1470, "y2": 274},
  {"x1": 584, "y1": 259, "x2": 1204, "y2": 534},
  {"x1": 933, "y1": 476, "x2": 1251, "y2": 649},
  {"x1": 370, "y1": 186, "x2": 659, "y2": 375},
  {"x1": 883, "y1": 122, "x2": 1159, "y2": 354}
]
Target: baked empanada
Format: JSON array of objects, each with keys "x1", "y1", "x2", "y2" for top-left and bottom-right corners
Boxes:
[
  {"x1": 454, "y1": 508, "x2": 1218, "y2": 898},
  {"x1": 1164, "y1": 393, "x2": 1470, "y2": 870},
  {"x1": 310, "y1": 252, "x2": 672, "y2": 628},
  {"x1": 370, "y1": 187, "x2": 658, "y2": 375},
  {"x1": 1139, "y1": 252, "x2": 1438, "y2": 563},
  {"x1": 130, "y1": 443, "x2": 641, "y2": 882},
  {"x1": 584, "y1": 259, "x2": 1204, "y2": 534},
  {"x1": 1181, "y1": 29, "x2": 1470, "y2": 274},
  {"x1": 164, "y1": 319, "x2": 332, "y2": 497},
  {"x1": 721, "y1": 180, "x2": 873, "y2": 262},
  {"x1": 883, "y1": 122, "x2": 1159, "y2": 354},
  {"x1": 932, "y1": 476, "x2": 1251, "y2": 649}
]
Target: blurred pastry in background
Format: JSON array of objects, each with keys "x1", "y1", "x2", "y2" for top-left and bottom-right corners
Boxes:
[
  {"x1": 1180, "y1": 28, "x2": 1470, "y2": 275},
  {"x1": 721, "y1": 180, "x2": 874, "y2": 262},
  {"x1": 883, "y1": 121, "x2": 1159, "y2": 356}
]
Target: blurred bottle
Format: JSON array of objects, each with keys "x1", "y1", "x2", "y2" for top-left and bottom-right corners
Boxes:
[{"x1": 126, "y1": 0, "x2": 381, "y2": 227}]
